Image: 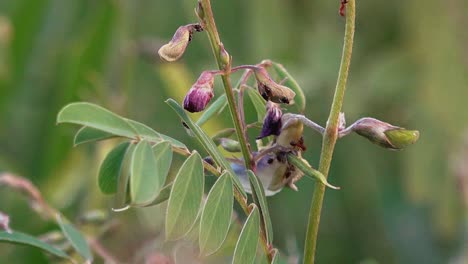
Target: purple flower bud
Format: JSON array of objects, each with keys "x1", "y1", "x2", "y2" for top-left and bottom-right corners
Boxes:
[
  {"x1": 183, "y1": 71, "x2": 215, "y2": 112},
  {"x1": 158, "y1": 24, "x2": 203, "y2": 62},
  {"x1": 257, "y1": 102, "x2": 283, "y2": 139},
  {"x1": 253, "y1": 67, "x2": 296, "y2": 104}
]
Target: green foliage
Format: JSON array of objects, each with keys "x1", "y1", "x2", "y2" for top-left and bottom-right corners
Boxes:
[
  {"x1": 247, "y1": 170, "x2": 273, "y2": 244},
  {"x1": 165, "y1": 152, "x2": 204, "y2": 240},
  {"x1": 145, "y1": 183, "x2": 173, "y2": 207},
  {"x1": 74, "y1": 127, "x2": 116, "y2": 146},
  {"x1": 0, "y1": 231, "x2": 69, "y2": 260},
  {"x1": 130, "y1": 140, "x2": 172, "y2": 206},
  {"x1": 57, "y1": 215, "x2": 92, "y2": 262},
  {"x1": 166, "y1": 99, "x2": 247, "y2": 198},
  {"x1": 199, "y1": 172, "x2": 234, "y2": 256},
  {"x1": 232, "y1": 205, "x2": 260, "y2": 264},
  {"x1": 287, "y1": 154, "x2": 340, "y2": 190},
  {"x1": 246, "y1": 87, "x2": 267, "y2": 122},
  {"x1": 98, "y1": 141, "x2": 131, "y2": 194},
  {"x1": 57, "y1": 102, "x2": 186, "y2": 149},
  {"x1": 57, "y1": 102, "x2": 138, "y2": 139}
]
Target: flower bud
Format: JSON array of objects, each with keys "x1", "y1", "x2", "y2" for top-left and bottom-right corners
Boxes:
[
  {"x1": 158, "y1": 24, "x2": 203, "y2": 62},
  {"x1": 253, "y1": 67, "x2": 296, "y2": 104},
  {"x1": 219, "y1": 43, "x2": 230, "y2": 69},
  {"x1": 183, "y1": 71, "x2": 215, "y2": 112},
  {"x1": 352, "y1": 118, "x2": 419, "y2": 150},
  {"x1": 257, "y1": 102, "x2": 282, "y2": 139},
  {"x1": 218, "y1": 138, "x2": 241, "y2": 153}
]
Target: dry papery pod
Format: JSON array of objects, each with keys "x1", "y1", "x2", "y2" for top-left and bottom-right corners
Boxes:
[{"x1": 158, "y1": 23, "x2": 203, "y2": 62}]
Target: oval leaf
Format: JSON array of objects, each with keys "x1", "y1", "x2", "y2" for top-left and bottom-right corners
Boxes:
[
  {"x1": 287, "y1": 154, "x2": 340, "y2": 190},
  {"x1": 0, "y1": 231, "x2": 69, "y2": 260},
  {"x1": 112, "y1": 144, "x2": 135, "y2": 212},
  {"x1": 74, "y1": 126, "x2": 115, "y2": 146},
  {"x1": 199, "y1": 172, "x2": 234, "y2": 256},
  {"x1": 166, "y1": 99, "x2": 247, "y2": 198},
  {"x1": 57, "y1": 215, "x2": 92, "y2": 262},
  {"x1": 271, "y1": 62, "x2": 306, "y2": 113},
  {"x1": 58, "y1": 102, "x2": 187, "y2": 149},
  {"x1": 98, "y1": 141, "x2": 131, "y2": 194},
  {"x1": 165, "y1": 152, "x2": 204, "y2": 240},
  {"x1": 57, "y1": 102, "x2": 137, "y2": 138},
  {"x1": 247, "y1": 170, "x2": 273, "y2": 244},
  {"x1": 232, "y1": 205, "x2": 260, "y2": 264},
  {"x1": 130, "y1": 140, "x2": 171, "y2": 205}
]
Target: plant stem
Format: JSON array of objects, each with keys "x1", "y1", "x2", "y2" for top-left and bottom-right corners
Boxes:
[
  {"x1": 303, "y1": 1, "x2": 355, "y2": 263},
  {"x1": 198, "y1": 0, "x2": 254, "y2": 171},
  {"x1": 198, "y1": 0, "x2": 272, "y2": 260}
]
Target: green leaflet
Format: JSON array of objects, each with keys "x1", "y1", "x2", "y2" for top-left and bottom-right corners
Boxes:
[
  {"x1": 232, "y1": 204, "x2": 260, "y2": 264},
  {"x1": 199, "y1": 172, "x2": 234, "y2": 256},
  {"x1": 98, "y1": 141, "x2": 131, "y2": 194},
  {"x1": 57, "y1": 215, "x2": 92, "y2": 262},
  {"x1": 287, "y1": 154, "x2": 340, "y2": 190},
  {"x1": 130, "y1": 140, "x2": 172, "y2": 206},
  {"x1": 247, "y1": 170, "x2": 273, "y2": 244},
  {"x1": 166, "y1": 99, "x2": 247, "y2": 198},
  {"x1": 165, "y1": 152, "x2": 204, "y2": 240},
  {"x1": 0, "y1": 231, "x2": 70, "y2": 260}
]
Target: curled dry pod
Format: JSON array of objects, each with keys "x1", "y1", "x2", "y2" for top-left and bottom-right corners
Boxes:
[
  {"x1": 253, "y1": 67, "x2": 296, "y2": 104},
  {"x1": 158, "y1": 24, "x2": 203, "y2": 62},
  {"x1": 183, "y1": 71, "x2": 215, "y2": 112},
  {"x1": 352, "y1": 117, "x2": 419, "y2": 150}
]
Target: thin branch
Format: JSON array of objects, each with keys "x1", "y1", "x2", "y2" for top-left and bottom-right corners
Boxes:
[
  {"x1": 303, "y1": 1, "x2": 356, "y2": 263},
  {"x1": 197, "y1": 0, "x2": 254, "y2": 171}
]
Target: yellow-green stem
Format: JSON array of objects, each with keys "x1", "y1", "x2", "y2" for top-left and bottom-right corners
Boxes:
[{"x1": 303, "y1": 1, "x2": 356, "y2": 263}]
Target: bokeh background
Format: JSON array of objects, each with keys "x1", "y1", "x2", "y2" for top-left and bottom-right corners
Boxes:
[{"x1": 1, "y1": 0, "x2": 468, "y2": 263}]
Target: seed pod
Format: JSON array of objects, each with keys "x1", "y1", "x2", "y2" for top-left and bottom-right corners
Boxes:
[
  {"x1": 352, "y1": 117, "x2": 419, "y2": 150},
  {"x1": 183, "y1": 71, "x2": 216, "y2": 112},
  {"x1": 158, "y1": 24, "x2": 203, "y2": 62},
  {"x1": 253, "y1": 67, "x2": 296, "y2": 104}
]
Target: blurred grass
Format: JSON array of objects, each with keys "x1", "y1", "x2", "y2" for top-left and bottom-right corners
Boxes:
[{"x1": 1, "y1": 0, "x2": 467, "y2": 263}]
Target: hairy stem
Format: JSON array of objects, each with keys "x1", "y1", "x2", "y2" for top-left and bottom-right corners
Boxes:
[
  {"x1": 303, "y1": 1, "x2": 355, "y2": 263},
  {"x1": 197, "y1": 0, "x2": 254, "y2": 171}
]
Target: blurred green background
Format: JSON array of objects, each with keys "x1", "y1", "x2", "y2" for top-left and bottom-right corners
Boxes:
[{"x1": 1, "y1": 0, "x2": 467, "y2": 263}]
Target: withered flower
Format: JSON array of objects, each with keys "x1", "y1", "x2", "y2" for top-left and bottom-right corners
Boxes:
[
  {"x1": 352, "y1": 118, "x2": 419, "y2": 150},
  {"x1": 158, "y1": 23, "x2": 203, "y2": 62},
  {"x1": 257, "y1": 102, "x2": 283, "y2": 139},
  {"x1": 253, "y1": 67, "x2": 296, "y2": 104},
  {"x1": 183, "y1": 71, "x2": 215, "y2": 112}
]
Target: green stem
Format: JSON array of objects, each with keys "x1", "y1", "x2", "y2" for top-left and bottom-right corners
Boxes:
[
  {"x1": 303, "y1": 1, "x2": 355, "y2": 263},
  {"x1": 198, "y1": 0, "x2": 254, "y2": 171}
]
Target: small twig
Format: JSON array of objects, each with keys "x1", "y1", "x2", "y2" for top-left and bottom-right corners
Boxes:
[
  {"x1": 284, "y1": 114, "x2": 325, "y2": 135},
  {"x1": 0, "y1": 173, "x2": 57, "y2": 219}
]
